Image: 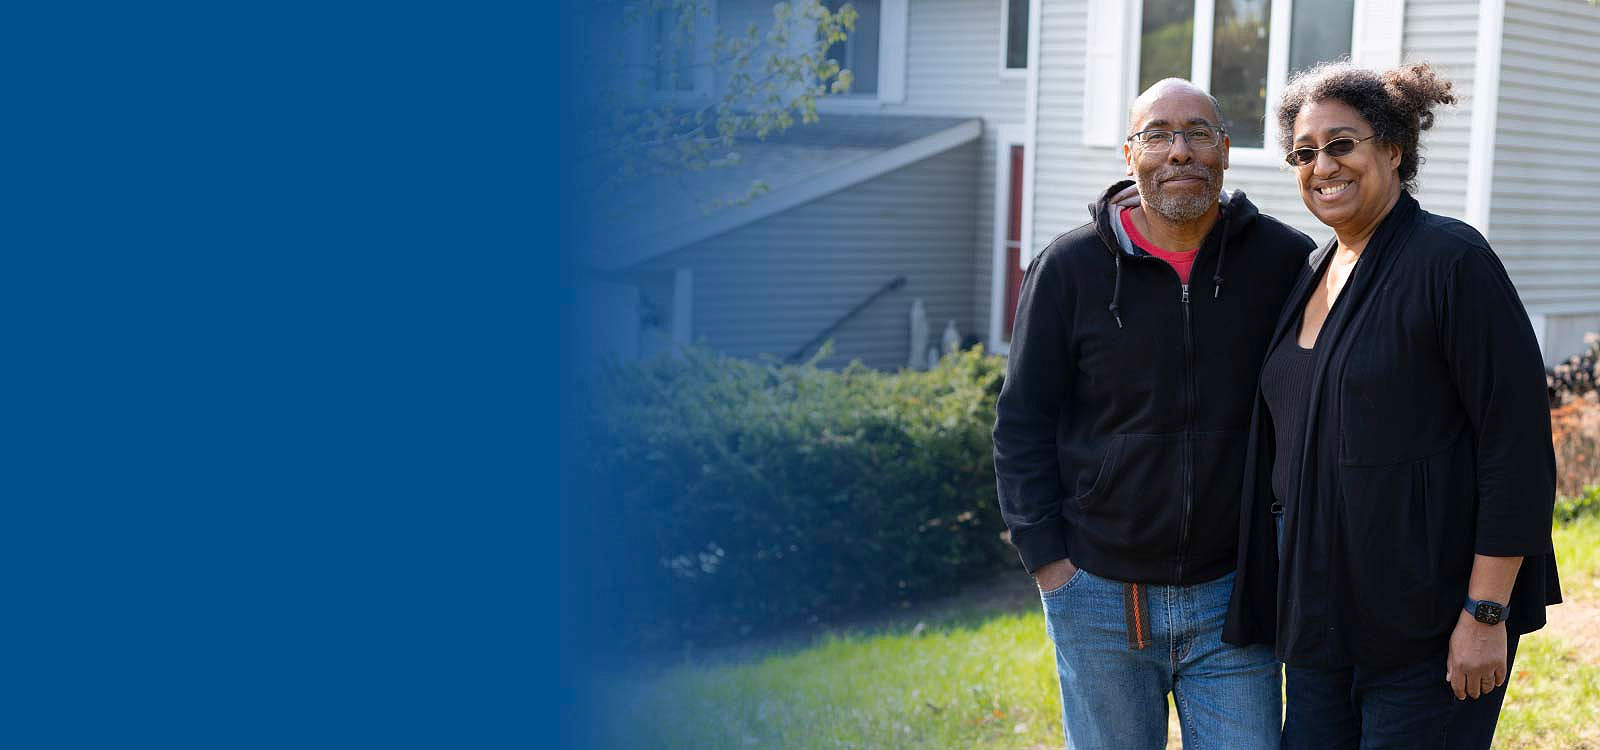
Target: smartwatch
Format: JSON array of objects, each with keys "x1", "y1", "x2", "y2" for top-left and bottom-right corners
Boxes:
[{"x1": 1464, "y1": 596, "x2": 1508, "y2": 625}]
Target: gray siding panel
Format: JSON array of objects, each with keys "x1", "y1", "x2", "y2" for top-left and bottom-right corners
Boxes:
[
  {"x1": 890, "y1": 0, "x2": 1028, "y2": 347},
  {"x1": 826, "y1": 0, "x2": 1027, "y2": 345},
  {"x1": 714, "y1": 0, "x2": 1028, "y2": 348},
  {"x1": 1030, "y1": 0, "x2": 1121, "y2": 253},
  {"x1": 1490, "y1": 0, "x2": 1600, "y2": 314},
  {"x1": 1400, "y1": 0, "x2": 1476, "y2": 223},
  {"x1": 637, "y1": 141, "x2": 982, "y2": 370}
]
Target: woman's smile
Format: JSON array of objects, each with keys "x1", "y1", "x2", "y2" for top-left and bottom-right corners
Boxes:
[{"x1": 1313, "y1": 181, "x2": 1352, "y2": 199}]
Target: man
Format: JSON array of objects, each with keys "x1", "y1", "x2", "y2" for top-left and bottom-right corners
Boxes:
[{"x1": 992, "y1": 79, "x2": 1314, "y2": 749}]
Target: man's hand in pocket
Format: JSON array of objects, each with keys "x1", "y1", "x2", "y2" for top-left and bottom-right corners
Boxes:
[{"x1": 1034, "y1": 557, "x2": 1079, "y2": 592}]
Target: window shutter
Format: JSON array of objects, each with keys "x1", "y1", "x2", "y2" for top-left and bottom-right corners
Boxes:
[
  {"x1": 878, "y1": 0, "x2": 909, "y2": 103},
  {"x1": 1082, "y1": 2, "x2": 1132, "y2": 147},
  {"x1": 1350, "y1": 0, "x2": 1405, "y2": 69}
]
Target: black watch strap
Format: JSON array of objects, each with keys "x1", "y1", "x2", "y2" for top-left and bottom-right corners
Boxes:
[{"x1": 1464, "y1": 596, "x2": 1508, "y2": 625}]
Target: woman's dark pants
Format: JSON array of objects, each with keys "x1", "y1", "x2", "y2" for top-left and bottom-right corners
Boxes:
[{"x1": 1281, "y1": 634, "x2": 1520, "y2": 750}]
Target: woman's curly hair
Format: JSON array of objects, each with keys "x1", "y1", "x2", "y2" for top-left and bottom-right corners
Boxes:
[{"x1": 1276, "y1": 61, "x2": 1457, "y2": 192}]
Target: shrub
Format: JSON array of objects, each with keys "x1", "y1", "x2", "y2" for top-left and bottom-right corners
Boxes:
[
  {"x1": 1548, "y1": 333, "x2": 1600, "y2": 407},
  {"x1": 1555, "y1": 486, "x2": 1600, "y2": 525},
  {"x1": 584, "y1": 344, "x2": 1013, "y2": 651},
  {"x1": 1552, "y1": 399, "x2": 1600, "y2": 499}
]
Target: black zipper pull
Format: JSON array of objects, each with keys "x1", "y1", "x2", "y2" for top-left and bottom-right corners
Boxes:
[{"x1": 1181, "y1": 284, "x2": 1189, "y2": 304}]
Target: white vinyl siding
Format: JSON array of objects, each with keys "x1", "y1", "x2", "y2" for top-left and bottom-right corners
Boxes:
[
  {"x1": 633, "y1": 141, "x2": 982, "y2": 371},
  {"x1": 1396, "y1": 0, "x2": 1475, "y2": 225},
  {"x1": 857, "y1": 0, "x2": 1028, "y2": 353},
  {"x1": 1488, "y1": 0, "x2": 1600, "y2": 315},
  {"x1": 1488, "y1": 0, "x2": 1600, "y2": 360}
]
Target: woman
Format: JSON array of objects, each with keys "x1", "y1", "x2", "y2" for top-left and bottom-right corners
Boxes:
[{"x1": 1222, "y1": 62, "x2": 1561, "y2": 749}]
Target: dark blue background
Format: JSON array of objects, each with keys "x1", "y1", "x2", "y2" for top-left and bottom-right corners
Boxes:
[{"x1": 3, "y1": 2, "x2": 546, "y2": 746}]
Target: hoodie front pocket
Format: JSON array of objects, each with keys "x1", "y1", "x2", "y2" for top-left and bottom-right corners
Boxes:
[
  {"x1": 1069, "y1": 435, "x2": 1123, "y2": 509},
  {"x1": 1072, "y1": 433, "x2": 1187, "y2": 552}
]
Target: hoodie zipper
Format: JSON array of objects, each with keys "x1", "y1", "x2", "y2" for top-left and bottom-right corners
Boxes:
[
  {"x1": 1178, "y1": 282, "x2": 1194, "y2": 583},
  {"x1": 1123, "y1": 259, "x2": 1197, "y2": 584},
  {"x1": 1099, "y1": 196, "x2": 1224, "y2": 584}
]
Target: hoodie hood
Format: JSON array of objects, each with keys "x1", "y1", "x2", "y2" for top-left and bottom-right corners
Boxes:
[
  {"x1": 1086, "y1": 179, "x2": 1261, "y2": 328},
  {"x1": 1086, "y1": 179, "x2": 1260, "y2": 253}
]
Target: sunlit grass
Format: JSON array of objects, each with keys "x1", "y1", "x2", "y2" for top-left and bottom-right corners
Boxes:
[
  {"x1": 1494, "y1": 514, "x2": 1600, "y2": 748},
  {"x1": 1553, "y1": 513, "x2": 1600, "y2": 600},
  {"x1": 602, "y1": 612, "x2": 1064, "y2": 750},
  {"x1": 1495, "y1": 634, "x2": 1600, "y2": 749},
  {"x1": 604, "y1": 518, "x2": 1600, "y2": 750}
]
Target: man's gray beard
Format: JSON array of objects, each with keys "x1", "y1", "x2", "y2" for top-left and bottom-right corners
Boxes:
[{"x1": 1137, "y1": 171, "x2": 1222, "y2": 223}]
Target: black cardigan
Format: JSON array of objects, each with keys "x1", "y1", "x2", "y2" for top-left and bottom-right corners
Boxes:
[{"x1": 1222, "y1": 192, "x2": 1562, "y2": 670}]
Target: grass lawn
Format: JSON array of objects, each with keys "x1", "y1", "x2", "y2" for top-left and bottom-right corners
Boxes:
[{"x1": 603, "y1": 516, "x2": 1600, "y2": 749}]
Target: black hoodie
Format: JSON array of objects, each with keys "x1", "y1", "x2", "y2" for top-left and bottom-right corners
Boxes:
[{"x1": 993, "y1": 180, "x2": 1313, "y2": 584}]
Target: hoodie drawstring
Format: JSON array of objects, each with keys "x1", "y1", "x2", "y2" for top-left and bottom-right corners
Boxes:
[
  {"x1": 1109, "y1": 252, "x2": 1124, "y2": 329},
  {"x1": 1212, "y1": 223, "x2": 1228, "y2": 299}
]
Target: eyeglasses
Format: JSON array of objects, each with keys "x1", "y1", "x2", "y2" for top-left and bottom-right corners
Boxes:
[
  {"x1": 1284, "y1": 135, "x2": 1377, "y2": 166},
  {"x1": 1127, "y1": 125, "x2": 1226, "y2": 152}
]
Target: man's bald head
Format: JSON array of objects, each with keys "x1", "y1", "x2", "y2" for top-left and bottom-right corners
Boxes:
[{"x1": 1128, "y1": 78, "x2": 1225, "y2": 135}]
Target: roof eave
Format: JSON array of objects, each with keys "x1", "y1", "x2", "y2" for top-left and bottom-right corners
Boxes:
[{"x1": 594, "y1": 118, "x2": 983, "y2": 271}]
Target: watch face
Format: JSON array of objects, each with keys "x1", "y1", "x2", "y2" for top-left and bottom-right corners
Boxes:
[{"x1": 1473, "y1": 602, "x2": 1504, "y2": 624}]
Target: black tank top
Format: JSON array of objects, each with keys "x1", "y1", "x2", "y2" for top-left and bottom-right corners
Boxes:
[
  {"x1": 1261, "y1": 258, "x2": 1348, "y2": 513},
  {"x1": 1261, "y1": 327, "x2": 1317, "y2": 509}
]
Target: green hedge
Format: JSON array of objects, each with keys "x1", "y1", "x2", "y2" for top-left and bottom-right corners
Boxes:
[
  {"x1": 1556, "y1": 486, "x2": 1600, "y2": 524},
  {"x1": 585, "y1": 344, "x2": 1014, "y2": 649}
]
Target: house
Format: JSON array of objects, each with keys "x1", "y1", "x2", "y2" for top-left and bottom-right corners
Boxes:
[
  {"x1": 584, "y1": 0, "x2": 1600, "y2": 369},
  {"x1": 1030, "y1": 0, "x2": 1600, "y2": 365},
  {"x1": 585, "y1": 0, "x2": 1029, "y2": 370}
]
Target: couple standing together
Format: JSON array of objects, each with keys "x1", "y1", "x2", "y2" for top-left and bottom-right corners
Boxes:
[{"x1": 993, "y1": 62, "x2": 1561, "y2": 750}]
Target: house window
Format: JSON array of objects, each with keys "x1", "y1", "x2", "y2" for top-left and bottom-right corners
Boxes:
[
  {"x1": 653, "y1": 7, "x2": 695, "y2": 93},
  {"x1": 1209, "y1": 0, "x2": 1272, "y2": 148},
  {"x1": 1138, "y1": 0, "x2": 1194, "y2": 92},
  {"x1": 1137, "y1": 0, "x2": 1353, "y2": 149},
  {"x1": 1288, "y1": 0, "x2": 1354, "y2": 73},
  {"x1": 824, "y1": 0, "x2": 881, "y2": 95},
  {"x1": 1004, "y1": 0, "x2": 1030, "y2": 71}
]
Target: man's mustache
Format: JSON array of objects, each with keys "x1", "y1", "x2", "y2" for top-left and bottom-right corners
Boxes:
[{"x1": 1153, "y1": 166, "x2": 1216, "y2": 183}]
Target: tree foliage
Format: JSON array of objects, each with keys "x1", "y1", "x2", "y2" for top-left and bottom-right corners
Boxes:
[{"x1": 583, "y1": 0, "x2": 863, "y2": 213}]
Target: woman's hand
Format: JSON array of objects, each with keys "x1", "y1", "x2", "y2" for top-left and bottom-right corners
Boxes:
[{"x1": 1445, "y1": 609, "x2": 1508, "y2": 700}]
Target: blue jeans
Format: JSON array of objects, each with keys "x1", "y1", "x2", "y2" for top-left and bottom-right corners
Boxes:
[{"x1": 1040, "y1": 568, "x2": 1281, "y2": 750}]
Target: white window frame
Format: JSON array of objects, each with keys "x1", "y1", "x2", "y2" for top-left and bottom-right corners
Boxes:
[
  {"x1": 1128, "y1": 0, "x2": 1291, "y2": 166},
  {"x1": 998, "y1": 0, "x2": 1030, "y2": 80},
  {"x1": 988, "y1": 125, "x2": 1027, "y2": 355},
  {"x1": 1088, "y1": 0, "x2": 1392, "y2": 166},
  {"x1": 622, "y1": 1, "x2": 717, "y2": 105},
  {"x1": 815, "y1": 0, "x2": 908, "y2": 110}
]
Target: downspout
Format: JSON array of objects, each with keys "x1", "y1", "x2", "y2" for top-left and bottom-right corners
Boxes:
[{"x1": 1465, "y1": 0, "x2": 1504, "y2": 237}]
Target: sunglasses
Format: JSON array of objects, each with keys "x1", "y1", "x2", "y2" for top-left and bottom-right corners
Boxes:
[{"x1": 1284, "y1": 134, "x2": 1377, "y2": 167}]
